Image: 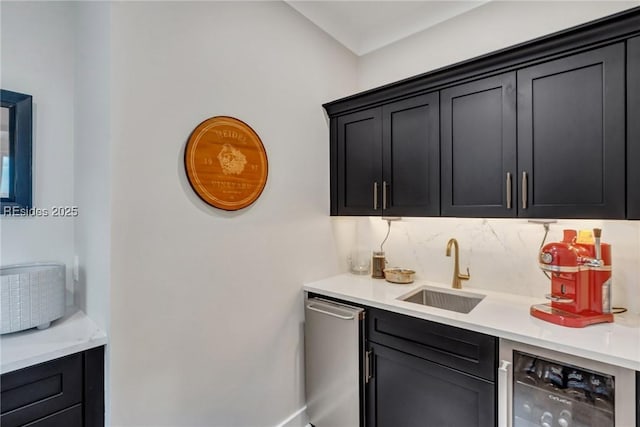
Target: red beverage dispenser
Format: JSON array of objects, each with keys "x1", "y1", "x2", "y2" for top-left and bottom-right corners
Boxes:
[{"x1": 530, "y1": 228, "x2": 614, "y2": 327}]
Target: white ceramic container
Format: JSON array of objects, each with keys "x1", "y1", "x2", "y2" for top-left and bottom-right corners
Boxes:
[{"x1": 1, "y1": 263, "x2": 65, "y2": 334}]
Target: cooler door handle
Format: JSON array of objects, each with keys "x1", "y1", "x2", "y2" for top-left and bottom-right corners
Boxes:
[
  {"x1": 498, "y1": 360, "x2": 512, "y2": 427},
  {"x1": 306, "y1": 302, "x2": 355, "y2": 320}
]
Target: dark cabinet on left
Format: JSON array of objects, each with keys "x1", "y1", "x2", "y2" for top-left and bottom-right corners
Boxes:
[
  {"x1": 1, "y1": 347, "x2": 104, "y2": 427},
  {"x1": 331, "y1": 93, "x2": 440, "y2": 216}
]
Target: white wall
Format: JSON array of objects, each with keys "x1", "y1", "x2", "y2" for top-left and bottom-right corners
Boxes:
[
  {"x1": 358, "y1": 0, "x2": 640, "y2": 90},
  {"x1": 73, "y1": 0, "x2": 111, "y2": 341},
  {"x1": 73, "y1": 2, "x2": 112, "y2": 424},
  {"x1": 108, "y1": 2, "x2": 356, "y2": 425},
  {"x1": 0, "y1": 2, "x2": 76, "y2": 295}
]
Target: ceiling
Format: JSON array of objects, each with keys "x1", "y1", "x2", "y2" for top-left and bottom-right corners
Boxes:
[{"x1": 285, "y1": 1, "x2": 490, "y2": 56}]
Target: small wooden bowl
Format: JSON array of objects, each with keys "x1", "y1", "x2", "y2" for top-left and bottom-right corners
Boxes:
[{"x1": 384, "y1": 268, "x2": 415, "y2": 284}]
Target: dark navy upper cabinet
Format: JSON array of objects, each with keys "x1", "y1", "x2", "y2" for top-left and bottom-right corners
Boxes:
[
  {"x1": 334, "y1": 108, "x2": 382, "y2": 216},
  {"x1": 382, "y1": 93, "x2": 440, "y2": 217},
  {"x1": 441, "y1": 45, "x2": 625, "y2": 219},
  {"x1": 628, "y1": 36, "x2": 640, "y2": 220},
  {"x1": 332, "y1": 93, "x2": 439, "y2": 217},
  {"x1": 326, "y1": 8, "x2": 640, "y2": 219},
  {"x1": 517, "y1": 44, "x2": 626, "y2": 219},
  {"x1": 441, "y1": 73, "x2": 517, "y2": 217}
]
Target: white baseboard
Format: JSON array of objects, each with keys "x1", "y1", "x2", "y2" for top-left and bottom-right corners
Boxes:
[{"x1": 275, "y1": 406, "x2": 309, "y2": 427}]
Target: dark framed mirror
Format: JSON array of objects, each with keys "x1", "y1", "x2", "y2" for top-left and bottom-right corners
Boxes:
[{"x1": 1, "y1": 89, "x2": 32, "y2": 213}]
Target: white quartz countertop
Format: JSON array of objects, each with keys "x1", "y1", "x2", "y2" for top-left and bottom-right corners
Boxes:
[
  {"x1": 304, "y1": 274, "x2": 640, "y2": 371},
  {"x1": 1, "y1": 306, "x2": 107, "y2": 374}
]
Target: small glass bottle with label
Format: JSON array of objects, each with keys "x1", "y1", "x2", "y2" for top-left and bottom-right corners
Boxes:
[{"x1": 372, "y1": 251, "x2": 386, "y2": 279}]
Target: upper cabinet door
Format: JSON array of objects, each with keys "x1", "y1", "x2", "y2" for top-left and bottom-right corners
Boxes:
[
  {"x1": 334, "y1": 108, "x2": 382, "y2": 215},
  {"x1": 628, "y1": 37, "x2": 640, "y2": 220},
  {"x1": 382, "y1": 93, "x2": 440, "y2": 217},
  {"x1": 441, "y1": 73, "x2": 517, "y2": 217},
  {"x1": 517, "y1": 43, "x2": 625, "y2": 219}
]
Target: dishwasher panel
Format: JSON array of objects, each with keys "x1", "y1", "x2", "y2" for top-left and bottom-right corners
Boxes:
[{"x1": 305, "y1": 297, "x2": 365, "y2": 427}]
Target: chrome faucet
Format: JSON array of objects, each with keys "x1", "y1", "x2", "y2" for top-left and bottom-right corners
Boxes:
[{"x1": 445, "y1": 238, "x2": 470, "y2": 289}]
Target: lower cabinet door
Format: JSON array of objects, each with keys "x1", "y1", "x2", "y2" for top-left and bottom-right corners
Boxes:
[
  {"x1": 24, "y1": 405, "x2": 82, "y2": 427},
  {"x1": 366, "y1": 342, "x2": 495, "y2": 427},
  {"x1": 0, "y1": 353, "x2": 82, "y2": 427}
]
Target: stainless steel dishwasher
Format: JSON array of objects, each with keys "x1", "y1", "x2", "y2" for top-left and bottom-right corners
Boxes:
[{"x1": 304, "y1": 296, "x2": 366, "y2": 427}]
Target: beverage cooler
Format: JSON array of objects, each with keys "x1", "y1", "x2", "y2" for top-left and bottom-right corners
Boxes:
[{"x1": 499, "y1": 340, "x2": 636, "y2": 427}]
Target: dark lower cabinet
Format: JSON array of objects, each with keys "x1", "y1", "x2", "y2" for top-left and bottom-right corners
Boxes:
[
  {"x1": 366, "y1": 308, "x2": 497, "y2": 427},
  {"x1": 517, "y1": 43, "x2": 626, "y2": 218},
  {"x1": 0, "y1": 346, "x2": 104, "y2": 427},
  {"x1": 24, "y1": 405, "x2": 83, "y2": 427},
  {"x1": 367, "y1": 342, "x2": 494, "y2": 427},
  {"x1": 628, "y1": 36, "x2": 640, "y2": 220}
]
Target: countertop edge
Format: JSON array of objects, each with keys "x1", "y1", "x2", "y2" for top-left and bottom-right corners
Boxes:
[
  {"x1": 1, "y1": 337, "x2": 107, "y2": 374},
  {"x1": 1, "y1": 306, "x2": 108, "y2": 375}
]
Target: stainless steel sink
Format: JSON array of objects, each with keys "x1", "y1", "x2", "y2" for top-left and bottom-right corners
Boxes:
[{"x1": 399, "y1": 286, "x2": 485, "y2": 314}]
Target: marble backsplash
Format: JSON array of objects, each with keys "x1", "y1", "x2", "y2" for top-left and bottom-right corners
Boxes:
[{"x1": 331, "y1": 217, "x2": 640, "y2": 314}]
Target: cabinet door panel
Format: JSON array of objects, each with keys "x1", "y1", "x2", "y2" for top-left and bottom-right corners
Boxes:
[
  {"x1": 368, "y1": 308, "x2": 496, "y2": 381},
  {"x1": 382, "y1": 93, "x2": 439, "y2": 216},
  {"x1": 336, "y1": 109, "x2": 382, "y2": 215},
  {"x1": 367, "y1": 342, "x2": 494, "y2": 427},
  {"x1": 518, "y1": 43, "x2": 625, "y2": 218},
  {"x1": 441, "y1": 73, "x2": 517, "y2": 217},
  {"x1": 1, "y1": 353, "x2": 82, "y2": 427},
  {"x1": 24, "y1": 405, "x2": 82, "y2": 427},
  {"x1": 628, "y1": 37, "x2": 640, "y2": 219}
]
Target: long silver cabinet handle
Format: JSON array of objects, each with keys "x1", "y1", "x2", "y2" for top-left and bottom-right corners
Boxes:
[
  {"x1": 506, "y1": 172, "x2": 512, "y2": 209},
  {"x1": 373, "y1": 182, "x2": 379, "y2": 210},
  {"x1": 498, "y1": 360, "x2": 511, "y2": 427},
  {"x1": 382, "y1": 181, "x2": 388, "y2": 210},
  {"x1": 306, "y1": 303, "x2": 355, "y2": 320},
  {"x1": 365, "y1": 350, "x2": 373, "y2": 383},
  {"x1": 522, "y1": 171, "x2": 528, "y2": 209}
]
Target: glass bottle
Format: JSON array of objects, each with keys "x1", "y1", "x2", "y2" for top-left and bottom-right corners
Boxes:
[{"x1": 372, "y1": 251, "x2": 386, "y2": 279}]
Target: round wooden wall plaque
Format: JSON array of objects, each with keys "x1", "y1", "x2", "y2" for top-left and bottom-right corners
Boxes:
[{"x1": 185, "y1": 116, "x2": 268, "y2": 211}]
